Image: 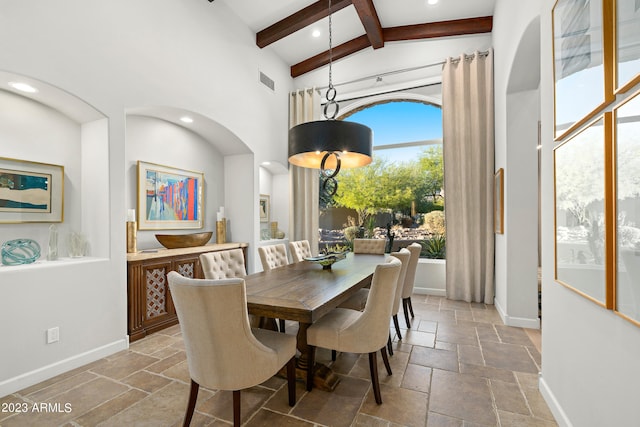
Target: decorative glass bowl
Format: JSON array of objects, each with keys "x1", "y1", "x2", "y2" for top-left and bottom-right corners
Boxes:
[{"x1": 304, "y1": 252, "x2": 347, "y2": 270}]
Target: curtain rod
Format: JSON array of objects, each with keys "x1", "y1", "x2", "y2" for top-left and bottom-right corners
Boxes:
[
  {"x1": 327, "y1": 81, "x2": 442, "y2": 105},
  {"x1": 316, "y1": 50, "x2": 490, "y2": 91}
]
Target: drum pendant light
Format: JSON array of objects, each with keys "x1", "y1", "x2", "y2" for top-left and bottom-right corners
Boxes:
[{"x1": 288, "y1": 0, "x2": 373, "y2": 196}]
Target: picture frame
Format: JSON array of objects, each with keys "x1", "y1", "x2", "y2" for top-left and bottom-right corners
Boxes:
[
  {"x1": 553, "y1": 114, "x2": 609, "y2": 307},
  {"x1": 494, "y1": 168, "x2": 504, "y2": 234},
  {"x1": 259, "y1": 194, "x2": 270, "y2": 223},
  {"x1": 0, "y1": 157, "x2": 64, "y2": 223},
  {"x1": 615, "y1": 0, "x2": 640, "y2": 93},
  {"x1": 552, "y1": 0, "x2": 610, "y2": 140},
  {"x1": 137, "y1": 161, "x2": 204, "y2": 230}
]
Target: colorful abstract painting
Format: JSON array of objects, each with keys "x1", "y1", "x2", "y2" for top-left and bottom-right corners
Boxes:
[{"x1": 137, "y1": 161, "x2": 203, "y2": 230}]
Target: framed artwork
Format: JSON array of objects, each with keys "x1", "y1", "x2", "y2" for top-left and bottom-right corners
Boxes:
[
  {"x1": 554, "y1": 115, "x2": 608, "y2": 306},
  {"x1": 494, "y1": 168, "x2": 504, "y2": 234},
  {"x1": 614, "y1": 90, "x2": 640, "y2": 325},
  {"x1": 0, "y1": 157, "x2": 64, "y2": 223},
  {"x1": 259, "y1": 194, "x2": 270, "y2": 223},
  {"x1": 552, "y1": 0, "x2": 609, "y2": 139},
  {"x1": 615, "y1": 0, "x2": 640, "y2": 93},
  {"x1": 137, "y1": 161, "x2": 203, "y2": 230}
]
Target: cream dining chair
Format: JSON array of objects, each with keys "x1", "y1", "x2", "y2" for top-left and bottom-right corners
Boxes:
[
  {"x1": 306, "y1": 257, "x2": 401, "y2": 404},
  {"x1": 352, "y1": 238, "x2": 386, "y2": 254},
  {"x1": 167, "y1": 272, "x2": 296, "y2": 427},
  {"x1": 289, "y1": 239, "x2": 312, "y2": 262},
  {"x1": 401, "y1": 242, "x2": 422, "y2": 328},
  {"x1": 199, "y1": 248, "x2": 247, "y2": 279},
  {"x1": 337, "y1": 248, "x2": 410, "y2": 356},
  {"x1": 337, "y1": 238, "x2": 387, "y2": 312},
  {"x1": 200, "y1": 248, "x2": 273, "y2": 329},
  {"x1": 258, "y1": 243, "x2": 289, "y2": 270},
  {"x1": 257, "y1": 243, "x2": 289, "y2": 332}
]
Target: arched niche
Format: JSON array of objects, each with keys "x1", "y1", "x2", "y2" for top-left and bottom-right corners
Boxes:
[
  {"x1": 0, "y1": 70, "x2": 110, "y2": 262},
  {"x1": 124, "y1": 106, "x2": 256, "y2": 252}
]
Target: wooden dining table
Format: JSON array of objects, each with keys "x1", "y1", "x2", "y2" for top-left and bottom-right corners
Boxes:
[{"x1": 244, "y1": 252, "x2": 387, "y2": 390}]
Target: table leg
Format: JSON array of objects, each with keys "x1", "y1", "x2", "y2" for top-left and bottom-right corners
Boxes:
[{"x1": 296, "y1": 322, "x2": 340, "y2": 392}]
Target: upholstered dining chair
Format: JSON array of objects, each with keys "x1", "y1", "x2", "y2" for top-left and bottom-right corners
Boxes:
[
  {"x1": 289, "y1": 239, "x2": 312, "y2": 263},
  {"x1": 336, "y1": 238, "x2": 387, "y2": 313},
  {"x1": 199, "y1": 248, "x2": 247, "y2": 279},
  {"x1": 352, "y1": 238, "x2": 386, "y2": 254},
  {"x1": 306, "y1": 257, "x2": 401, "y2": 404},
  {"x1": 257, "y1": 243, "x2": 289, "y2": 332},
  {"x1": 258, "y1": 243, "x2": 289, "y2": 271},
  {"x1": 167, "y1": 272, "x2": 296, "y2": 427},
  {"x1": 401, "y1": 242, "x2": 422, "y2": 328},
  {"x1": 338, "y1": 248, "x2": 410, "y2": 356},
  {"x1": 200, "y1": 248, "x2": 272, "y2": 329}
]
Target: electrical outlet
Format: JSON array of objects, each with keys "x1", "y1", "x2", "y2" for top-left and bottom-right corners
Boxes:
[{"x1": 47, "y1": 327, "x2": 59, "y2": 344}]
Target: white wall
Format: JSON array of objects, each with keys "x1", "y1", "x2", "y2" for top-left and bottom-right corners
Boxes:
[
  {"x1": 0, "y1": 0, "x2": 292, "y2": 395},
  {"x1": 537, "y1": 0, "x2": 640, "y2": 425},
  {"x1": 492, "y1": 0, "x2": 542, "y2": 328}
]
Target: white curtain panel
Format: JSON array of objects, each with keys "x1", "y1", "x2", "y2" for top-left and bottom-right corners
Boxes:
[
  {"x1": 289, "y1": 88, "x2": 321, "y2": 255},
  {"x1": 442, "y1": 50, "x2": 495, "y2": 304}
]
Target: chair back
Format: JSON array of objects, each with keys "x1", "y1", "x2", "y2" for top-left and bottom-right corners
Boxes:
[
  {"x1": 200, "y1": 248, "x2": 246, "y2": 279},
  {"x1": 258, "y1": 243, "x2": 289, "y2": 271},
  {"x1": 390, "y1": 248, "x2": 411, "y2": 315},
  {"x1": 401, "y1": 243, "x2": 422, "y2": 298},
  {"x1": 289, "y1": 240, "x2": 312, "y2": 262},
  {"x1": 167, "y1": 272, "x2": 280, "y2": 390},
  {"x1": 353, "y1": 238, "x2": 386, "y2": 254},
  {"x1": 343, "y1": 257, "x2": 401, "y2": 350}
]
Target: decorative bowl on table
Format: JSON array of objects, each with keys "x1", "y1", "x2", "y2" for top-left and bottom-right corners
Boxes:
[
  {"x1": 304, "y1": 252, "x2": 347, "y2": 270},
  {"x1": 155, "y1": 232, "x2": 213, "y2": 249}
]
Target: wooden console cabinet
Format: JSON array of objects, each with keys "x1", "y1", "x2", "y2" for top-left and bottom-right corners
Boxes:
[{"x1": 127, "y1": 242, "x2": 248, "y2": 342}]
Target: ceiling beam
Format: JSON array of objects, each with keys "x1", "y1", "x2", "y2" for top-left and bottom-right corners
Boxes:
[
  {"x1": 291, "y1": 35, "x2": 371, "y2": 78},
  {"x1": 351, "y1": 0, "x2": 384, "y2": 49},
  {"x1": 290, "y1": 16, "x2": 493, "y2": 77},
  {"x1": 256, "y1": 0, "x2": 352, "y2": 48},
  {"x1": 383, "y1": 16, "x2": 493, "y2": 42}
]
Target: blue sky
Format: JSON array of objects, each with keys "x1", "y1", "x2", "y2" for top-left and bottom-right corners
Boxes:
[{"x1": 344, "y1": 101, "x2": 442, "y2": 164}]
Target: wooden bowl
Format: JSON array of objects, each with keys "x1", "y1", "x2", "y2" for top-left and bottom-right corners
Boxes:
[{"x1": 155, "y1": 232, "x2": 213, "y2": 249}]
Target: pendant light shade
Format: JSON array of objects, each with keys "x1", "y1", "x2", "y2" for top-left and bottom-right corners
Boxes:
[
  {"x1": 288, "y1": 120, "x2": 373, "y2": 170},
  {"x1": 287, "y1": 0, "x2": 373, "y2": 196}
]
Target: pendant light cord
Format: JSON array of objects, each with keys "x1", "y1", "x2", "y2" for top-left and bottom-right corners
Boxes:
[{"x1": 323, "y1": 0, "x2": 339, "y2": 120}]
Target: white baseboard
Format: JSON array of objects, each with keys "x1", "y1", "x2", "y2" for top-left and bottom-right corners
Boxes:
[
  {"x1": 413, "y1": 287, "x2": 446, "y2": 296},
  {"x1": 539, "y1": 374, "x2": 573, "y2": 427},
  {"x1": 0, "y1": 338, "x2": 128, "y2": 397},
  {"x1": 495, "y1": 298, "x2": 540, "y2": 329}
]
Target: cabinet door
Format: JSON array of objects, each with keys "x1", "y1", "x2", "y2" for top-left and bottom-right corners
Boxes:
[{"x1": 142, "y1": 261, "x2": 173, "y2": 326}]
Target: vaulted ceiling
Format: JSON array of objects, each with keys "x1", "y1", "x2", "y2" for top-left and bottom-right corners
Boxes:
[{"x1": 221, "y1": 0, "x2": 496, "y2": 92}]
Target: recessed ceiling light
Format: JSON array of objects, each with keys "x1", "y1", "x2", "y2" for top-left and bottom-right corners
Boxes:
[
  {"x1": 427, "y1": 0, "x2": 439, "y2": 5},
  {"x1": 8, "y1": 82, "x2": 38, "y2": 93},
  {"x1": 312, "y1": 29, "x2": 321, "y2": 38},
  {"x1": 261, "y1": 161, "x2": 271, "y2": 166},
  {"x1": 180, "y1": 116, "x2": 194, "y2": 123}
]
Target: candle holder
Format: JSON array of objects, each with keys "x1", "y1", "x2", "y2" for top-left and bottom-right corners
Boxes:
[
  {"x1": 216, "y1": 219, "x2": 226, "y2": 244},
  {"x1": 126, "y1": 221, "x2": 137, "y2": 253}
]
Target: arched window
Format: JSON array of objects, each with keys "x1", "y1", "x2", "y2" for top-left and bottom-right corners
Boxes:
[{"x1": 319, "y1": 100, "x2": 445, "y2": 258}]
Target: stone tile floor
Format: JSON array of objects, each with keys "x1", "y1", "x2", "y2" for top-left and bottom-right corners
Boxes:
[{"x1": 0, "y1": 295, "x2": 557, "y2": 426}]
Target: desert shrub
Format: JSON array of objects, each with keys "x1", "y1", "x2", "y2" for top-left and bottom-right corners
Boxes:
[{"x1": 421, "y1": 210, "x2": 446, "y2": 235}]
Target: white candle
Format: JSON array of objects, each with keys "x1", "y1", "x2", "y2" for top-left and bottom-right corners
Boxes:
[
  {"x1": 217, "y1": 211, "x2": 222, "y2": 221},
  {"x1": 219, "y1": 206, "x2": 224, "y2": 218},
  {"x1": 127, "y1": 209, "x2": 136, "y2": 222}
]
